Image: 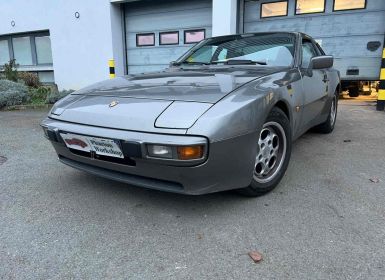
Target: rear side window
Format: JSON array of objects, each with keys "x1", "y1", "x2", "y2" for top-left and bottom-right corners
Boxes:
[
  {"x1": 301, "y1": 40, "x2": 319, "y2": 68},
  {"x1": 315, "y1": 42, "x2": 325, "y2": 55}
]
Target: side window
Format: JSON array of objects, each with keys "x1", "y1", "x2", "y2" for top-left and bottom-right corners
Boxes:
[
  {"x1": 217, "y1": 49, "x2": 228, "y2": 61},
  {"x1": 301, "y1": 40, "x2": 318, "y2": 68}
]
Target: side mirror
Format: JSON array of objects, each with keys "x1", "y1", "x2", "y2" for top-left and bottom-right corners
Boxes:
[
  {"x1": 308, "y1": 55, "x2": 333, "y2": 76},
  {"x1": 169, "y1": 61, "x2": 177, "y2": 67}
]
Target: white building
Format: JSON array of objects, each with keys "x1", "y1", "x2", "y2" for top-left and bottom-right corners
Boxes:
[
  {"x1": 0, "y1": 0, "x2": 382, "y2": 91},
  {"x1": 0, "y1": 0, "x2": 237, "y2": 90}
]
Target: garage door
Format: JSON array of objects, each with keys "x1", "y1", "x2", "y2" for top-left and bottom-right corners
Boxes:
[
  {"x1": 242, "y1": 0, "x2": 385, "y2": 81},
  {"x1": 124, "y1": 0, "x2": 212, "y2": 74}
]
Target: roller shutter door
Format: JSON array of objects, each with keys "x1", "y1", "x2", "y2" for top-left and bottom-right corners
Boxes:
[
  {"x1": 124, "y1": 0, "x2": 212, "y2": 74},
  {"x1": 243, "y1": 0, "x2": 385, "y2": 80}
]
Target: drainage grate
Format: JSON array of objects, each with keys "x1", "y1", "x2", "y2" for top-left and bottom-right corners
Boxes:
[{"x1": 0, "y1": 156, "x2": 7, "y2": 165}]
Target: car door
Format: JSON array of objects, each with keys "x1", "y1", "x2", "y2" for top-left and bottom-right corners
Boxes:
[{"x1": 300, "y1": 38, "x2": 329, "y2": 128}]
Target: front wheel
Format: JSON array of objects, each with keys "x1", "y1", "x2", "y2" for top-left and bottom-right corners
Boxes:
[{"x1": 238, "y1": 107, "x2": 292, "y2": 197}]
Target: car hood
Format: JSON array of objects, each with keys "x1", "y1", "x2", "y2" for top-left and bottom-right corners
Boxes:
[
  {"x1": 72, "y1": 67, "x2": 283, "y2": 103},
  {"x1": 49, "y1": 67, "x2": 282, "y2": 132}
]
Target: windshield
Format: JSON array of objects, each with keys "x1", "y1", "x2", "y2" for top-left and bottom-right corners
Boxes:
[{"x1": 178, "y1": 33, "x2": 295, "y2": 67}]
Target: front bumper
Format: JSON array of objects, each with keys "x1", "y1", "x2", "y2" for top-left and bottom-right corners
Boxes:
[{"x1": 41, "y1": 118, "x2": 258, "y2": 195}]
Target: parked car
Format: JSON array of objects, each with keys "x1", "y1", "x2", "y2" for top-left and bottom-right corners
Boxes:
[{"x1": 41, "y1": 32, "x2": 340, "y2": 196}]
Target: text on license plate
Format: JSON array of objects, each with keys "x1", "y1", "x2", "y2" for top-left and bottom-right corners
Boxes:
[{"x1": 60, "y1": 133, "x2": 124, "y2": 158}]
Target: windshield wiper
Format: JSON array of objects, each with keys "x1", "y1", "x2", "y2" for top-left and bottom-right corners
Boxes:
[
  {"x1": 173, "y1": 61, "x2": 209, "y2": 66},
  {"x1": 173, "y1": 60, "x2": 267, "y2": 66},
  {"x1": 211, "y1": 59, "x2": 267, "y2": 65},
  {"x1": 227, "y1": 59, "x2": 267, "y2": 65}
]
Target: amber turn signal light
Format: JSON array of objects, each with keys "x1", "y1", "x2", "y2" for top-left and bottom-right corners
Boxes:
[{"x1": 177, "y1": 145, "x2": 204, "y2": 160}]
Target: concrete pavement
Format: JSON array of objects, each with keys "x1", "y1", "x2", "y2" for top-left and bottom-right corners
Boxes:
[{"x1": 0, "y1": 103, "x2": 384, "y2": 279}]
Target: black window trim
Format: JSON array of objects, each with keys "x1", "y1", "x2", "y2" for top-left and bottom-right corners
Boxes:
[
  {"x1": 0, "y1": 30, "x2": 52, "y2": 67},
  {"x1": 295, "y1": 0, "x2": 326, "y2": 15},
  {"x1": 136, "y1": 33, "x2": 155, "y2": 47},
  {"x1": 332, "y1": 0, "x2": 367, "y2": 12},
  {"x1": 184, "y1": 29, "x2": 206, "y2": 44},
  {"x1": 314, "y1": 41, "x2": 326, "y2": 55},
  {"x1": 260, "y1": 0, "x2": 289, "y2": 19},
  {"x1": 159, "y1": 31, "x2": 180, "y2": 46}
]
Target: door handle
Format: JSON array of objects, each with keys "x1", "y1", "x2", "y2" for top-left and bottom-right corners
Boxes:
[{"x1": 322, "y1": 72, "x2": 329, "y2": 83}]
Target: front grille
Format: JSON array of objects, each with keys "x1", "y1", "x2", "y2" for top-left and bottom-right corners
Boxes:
[
  {"x1": 59, "y1": 155, "x2": 184, "y2": 192},
  {"x1": 69, "y1": 148, "x2": 136, "y2": 166}
]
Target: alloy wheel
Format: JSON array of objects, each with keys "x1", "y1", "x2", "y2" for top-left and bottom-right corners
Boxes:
[
  {"x1": 253, "y1": 121, "x2": 287, "y2": 184},
  {"x1": 330, "y1": 96, "x2": 337, "y2": 126}
]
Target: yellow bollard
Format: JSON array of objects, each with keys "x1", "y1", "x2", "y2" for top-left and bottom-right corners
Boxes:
[
  {"x1": 377, "y1": 47, "x2": 385, "y2": 111},
  {"x1": 109, "y1": 59, "x2": 116, "y2": 79}
]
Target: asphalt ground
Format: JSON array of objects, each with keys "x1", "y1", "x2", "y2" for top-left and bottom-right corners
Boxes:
[{"x1": 0, "y1": 102, "x2": 384, "y2": 279}]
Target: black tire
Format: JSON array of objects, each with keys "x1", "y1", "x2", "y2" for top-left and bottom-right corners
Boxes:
[
  {"x1": 315, "y1": 92, "x2": 338, "y2": 134},
  {"x1": 237, "y1": 107, "x2": 292, "y2": 197},
  {"x1": 348, "y1": 87, "x2": 359, "y2": 97}
]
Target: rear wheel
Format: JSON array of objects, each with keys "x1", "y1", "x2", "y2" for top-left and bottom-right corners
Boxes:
[
  {"x1": 238, "y1": 107, "x2": 292, "y2": 197},
  {"x1": 348, "y1": 86, "x2": 359, "y2": 97},
  {"x1": 315, "y1": 93, "x2": 338, "y2": 134}
]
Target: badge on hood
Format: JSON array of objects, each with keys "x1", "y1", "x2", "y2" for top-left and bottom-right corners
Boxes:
[{"x1": 109, "y1": 100, "x2": 119, "y2": 108}]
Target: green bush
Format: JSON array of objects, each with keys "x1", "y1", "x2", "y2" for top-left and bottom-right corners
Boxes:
[
  {"x1": 19, "y1": 72, "x2": 40, "y2": 88},
  {"x1": 1, "y1": 59, "x2": 18, "y2": 82},
  {"x1": 45, "y1": 89, "x2": 74, "y2": 104},
  {"x1": 0, "y1": 79, "x2": 28, "y2": 108},
  {"x1": 28, "y1": 87, "x2": 51, "y2": 104}
]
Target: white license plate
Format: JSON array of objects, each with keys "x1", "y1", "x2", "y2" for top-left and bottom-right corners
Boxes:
[{"x1": 60, "y1": 133, "x2": 124, "y2": 158}]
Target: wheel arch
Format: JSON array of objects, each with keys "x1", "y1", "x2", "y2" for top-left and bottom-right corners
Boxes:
[
  {"x1": 273, "y1": 100, "x2": 291, "y2": 122},
  {"x1": 335, "y1": 83, "x2": 341, "y2": 95}
]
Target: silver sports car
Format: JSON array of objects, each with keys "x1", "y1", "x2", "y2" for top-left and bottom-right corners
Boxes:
[{"x1": 42, "y1": 32, "x2": 340, "y2": 196}]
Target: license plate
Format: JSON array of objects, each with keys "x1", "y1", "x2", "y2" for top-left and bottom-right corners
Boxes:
[{"x1": 60, "y1": 133, "x2": 124, "y2": 158}]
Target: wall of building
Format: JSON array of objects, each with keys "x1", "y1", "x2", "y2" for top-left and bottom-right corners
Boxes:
[
  {"x1": 0, "y1": 0, "x2": 123, "y2": 90},
  {"x1": 242, "y1": 0, "x2": 385, "y2": 81},
  {"x1": 0, "y1": 0, "x2": 238, "y2": 90},
  {"x1": 212, "y1": 0, "x2": 238, "y2": 36}
]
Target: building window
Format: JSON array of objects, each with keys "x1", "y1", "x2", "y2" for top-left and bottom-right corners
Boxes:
[
  {"x1": 0, "y1": 31, "x2": 54, "y2": 84},
  {"x1": 0, "y1": 40, "x2": 10, "y2": 65},
  {"x1": 333, "y1": 0, "x2": 366, "y2": 11},
  {"x1": 0, "y1": 31, "x2": 53, "y2": 67},
  {"x1": 261, "y1": 1, "x2": 288, "y2": 18},
  {"x1": 136, "y1": 33, "x2": 155, "y2": 47},
  {"x1": 38, "y1": 71, "x2": 55, "y2": 83},
  {"x1": 12, "y1": 37, "x2": 33, "y2": 65},
  {"x1": 159, "y1": 31, "x2": 179, "y2": 45},
  {"x1": 296, "y1": 0, "x2": 325, "y2": 14},
  {"x1": 184, "y1": 30, "x2": 205, "y2": 44},
  {"x1": 35, "y1": 36, "x2": 53, "y2": 64}
]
